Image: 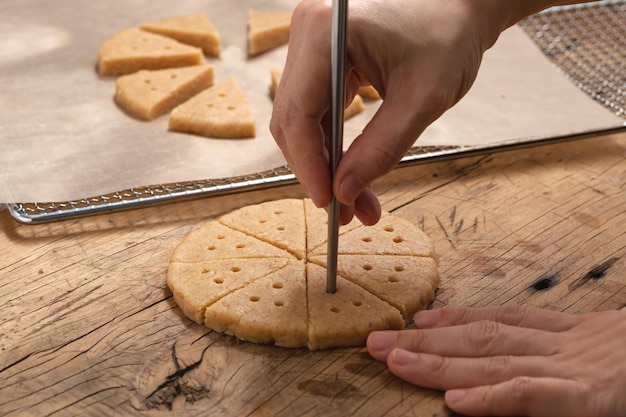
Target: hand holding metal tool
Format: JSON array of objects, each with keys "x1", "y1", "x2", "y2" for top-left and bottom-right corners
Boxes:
[{"x1": 326, "y1": 0, "x2": 348, "y2": 294}]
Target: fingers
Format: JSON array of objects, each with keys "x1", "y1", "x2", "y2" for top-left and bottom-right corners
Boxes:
[
  {"x1": 353, "y1": 187, "x2": 382, "y2": 225},
  {"x1": 367, "y1": 320, "x2": 559, "y2": 362},
  {"x1": 413, "y1": 305, "x2": 581, "y2": 332},
  {"x1": 385, "y1": 349, "x2": 556, "y2": 390},
  {"x1": 270, "y1": 0, "x2": 334, "y2": 208},
  {"x1": 445, "y1": 377, "x2": 592, "y2": 417},
  {"x1": 334, "y1": 93, "x2": 429, "y2": 205}
]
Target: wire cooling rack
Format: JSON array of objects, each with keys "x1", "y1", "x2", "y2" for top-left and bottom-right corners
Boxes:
[{"x1": 8, "y1": 1, "x2": 626, "y2": 224}]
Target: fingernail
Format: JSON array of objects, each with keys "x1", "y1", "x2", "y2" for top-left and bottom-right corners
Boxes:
[
  {"x1": 367, "y1": 331, "x2": 397, "y2": 352},
  {"x1": 445, "y1": 389, "x2": 467, "y2": 403},
  {"x1": 338, "y1": 172, "x2": 364, "y2": 204},
  {"x1": 414, "y1": 309, "x2": 440, "y2": 328},
  {"x1": 390, "y1": 348, "x2": 418, "y2": 366}
]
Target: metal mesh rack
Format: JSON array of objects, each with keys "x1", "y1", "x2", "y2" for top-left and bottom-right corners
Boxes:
[
  {"x1": 8, "y1": 1, "x2": 626, "y2": 224},
  {"x1": 520, "y1": 1, "x2": 626, "y2": 118}
]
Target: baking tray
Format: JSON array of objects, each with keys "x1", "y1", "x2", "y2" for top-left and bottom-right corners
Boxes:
[{"x1": 7, "y1": 1, "x2": 626, "y2": 224}]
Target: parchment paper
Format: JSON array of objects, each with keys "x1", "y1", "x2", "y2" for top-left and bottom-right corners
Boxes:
[{"x1": 0, "y1": 0, "x2": 623, "y2": 203}]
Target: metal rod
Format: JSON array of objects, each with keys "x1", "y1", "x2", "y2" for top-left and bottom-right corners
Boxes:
[{"x1": 326, "y1": 0, "x2": 348, "y2": 294}]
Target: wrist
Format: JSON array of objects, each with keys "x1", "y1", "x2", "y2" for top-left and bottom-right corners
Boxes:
[{"x1": 466, "y1": 0, "x2": 594, "y2": 51}]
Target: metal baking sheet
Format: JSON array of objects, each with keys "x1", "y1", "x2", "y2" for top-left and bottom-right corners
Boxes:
[{"x1": 3, "y1": 1, "x2": 625, "y2": 223}]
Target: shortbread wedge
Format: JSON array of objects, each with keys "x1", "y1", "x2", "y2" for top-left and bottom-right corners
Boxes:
[
  {"x1": 168, "y1": 257, "x2": 290, "y2": 323},
  {"x1": 140, "y1": 13, "x2": 221, "y2": 57},
  {"x1": 306, "y1": 263, "x2": 404, "y2": 350},
  {"x1": 204, "y1": 259, "x2": 307, "y2": 347},
  {"x1": 358, "y1": 85, "x2": 381, "y2": 100},
  {"x1": 169, "y1": 76, "x2": 255, "y2": 138},
  {"x1": 170, "y1": 220, "x2": 292, "y2": 263},
  {"x1": 310, "y1": 214, "x2": 435, "y2": 257},
  {"x1": 308, "y1": 255, "x2": 440, "y2": 318},
  {"x1": 303, "y1": 198, "x2": 365, "y2": 257},
  {"x1": 248, "y1": 10, "x2": 292, "y2": 56},
  {"x1": 98, "y1": 27, "x2": 203, "y2": 76},
  {"x1": 114, "y1": 65, "x2": 214, "y2": 120},
  {"x1": 219, "y1": 199, "x2": 306, "y2": 260}
]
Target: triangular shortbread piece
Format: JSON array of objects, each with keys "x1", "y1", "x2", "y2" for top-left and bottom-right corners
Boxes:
[
  {"x1": 311, "y1": 214, "x2": 434, "y2": 257},
  {"x1": 97, "y1": 27, "x2": 203, "y2": 76},
  {"x1": 140, "y1": 13, "x2": 221, "y2": 57},
  {"x1": 307, "y1": 263, "x2": 404, "y2": 350},
  {"x1": 167, "y1": 257, "x2": 289, "y2": 323},
  {"x1": 344, "y1": 94, "x2": 365, "y2": 119},
  {"x1": 309, "y1": 255, "x2": 439, "y2": 318},
  {"x1": 268, "y1": 68, "x2": 282, "y2": 98},
  {"x1": 169, "y1": 76, "x2": 256, "y2": 139},
  {"x1": 358, "y1": 85, "x2": 381, "y2": 100},
  {"x1": 114, "y1": 65, "x2": 214, "y2": 120},
  {"x1": 248, "y1": 10, "x2": 292, "y2": 56},
  {"x1": 303, "y1": 199, "x2": 365, "y2": 260},
  {"x1": 204, "y1": 260, "x2": 307, "y2": 347},
  {"x1": 269, "y1": 69, "x2": 364, "y2": 119},
  {"x1": 170, "y1": 221, "x2": 291, "y2": 263},
  {"x1": 219, "y1": 199, "x2": 306, "y2": 260}
]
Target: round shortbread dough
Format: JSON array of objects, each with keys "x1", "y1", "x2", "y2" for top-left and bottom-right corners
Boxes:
[{"x1": 167, "y1": 198, "x2": 440, "y2": 350}]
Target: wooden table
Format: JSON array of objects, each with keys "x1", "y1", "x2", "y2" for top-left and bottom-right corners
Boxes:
[{"x1": 1, "y1": 130, "x2": 625, "y2": 417}]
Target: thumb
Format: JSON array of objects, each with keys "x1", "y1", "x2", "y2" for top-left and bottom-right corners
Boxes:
[{"x1": 334, "y1": 91, "x2": 435, "y2": 205}]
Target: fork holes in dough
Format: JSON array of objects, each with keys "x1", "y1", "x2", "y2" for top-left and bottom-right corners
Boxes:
[
  {"x1": 249, "y1": 295, "x2": 260, "y2": 302},
  {"x1": 352, "y1": 301, "x2": 362, "y2": 307},
  {"x1": 384, "y1": 226, "x2": 394, "y2": 232},
  {"x1": 213, "y1": 278, "x2": 224, "y2": 284},
  {"x1": 230, "y1": 266, "x2": 241, "y2": 273},
  {"x1": 272, "y1": 282, "x2": 283, "y2": 289},
  {"x1": 236, "y1": 244, "x2": 245, "y2": 249},
  {"x1": 207, "y1": 245, "x2": 216, "y2": 251},
  {"x1": 388, "y1": 275, "x2": 400, "y2": 283},
  {"x1": 394, "y1": 265, "x2": 405, "y2": 272},
  {"x1": 393, "y1": 236, "x2": 404, "y2": 243},
  {"x1": 274, "y1": 300, "x2": 284, "y2": 307},
  {"x1": 217, "y1": 235, "x2": 225, "y2": 240},
  {"x1": 330, "y1": 307, "x2": 340, "y2": 314},
  {"x1": 362, "y1": 264, "x2": 373, "y2": 271},
  {"x1": 362, "y1": 237, "x2": 372, "y2": 243},
  {"x1": 276, "y1": 226, "x2": 285, "y2": 231}
]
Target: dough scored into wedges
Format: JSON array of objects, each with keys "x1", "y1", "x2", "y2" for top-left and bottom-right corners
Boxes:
[{"x1": 167, "y1": 198, "x2": 440, "y2": 350}]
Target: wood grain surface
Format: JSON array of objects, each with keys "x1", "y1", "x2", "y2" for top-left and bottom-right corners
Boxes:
[{"x1": 1, "y1": 131, "x2": 625, "y2": 417}]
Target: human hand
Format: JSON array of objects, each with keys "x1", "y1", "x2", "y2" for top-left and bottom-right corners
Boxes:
[
  {"x1": 270, "y1": 0, "x2": 515, "y2": 225},
  {"x1": 367, "y1": 305, "x2": 626, "y2": 417}
]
